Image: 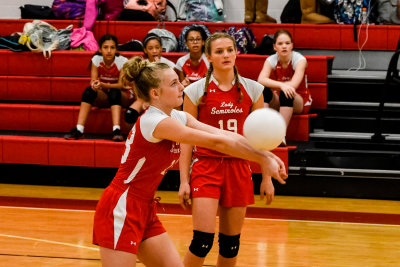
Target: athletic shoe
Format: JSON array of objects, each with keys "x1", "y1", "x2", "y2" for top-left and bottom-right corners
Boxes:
[
  {"x1": 64, "y1": 128, "x2": 84, "y2": 140},
  {"x1": 112, "y1": 129, "x2": 124, "y2": 142}
]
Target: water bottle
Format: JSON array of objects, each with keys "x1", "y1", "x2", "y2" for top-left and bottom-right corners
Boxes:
[{"x1": 361, "y1": 7, "x2": 368, "y2": 24}]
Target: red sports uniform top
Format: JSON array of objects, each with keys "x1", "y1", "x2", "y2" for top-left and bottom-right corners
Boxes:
[
  {"x1": 175, "y1": 53, "x2": 209, "y2": 83},
  {"x1": 92, "y1": 54, "x2": 128, "y2": 84},
  {"x1": 111, "y1": 106, "x2": 187, "y2": 200},
  {"x1": 184, "y1": 75, "x2": 263, "y2": 158},
  {"x1": 266, "y1": 51, "x2": 312, "y2": 106}
]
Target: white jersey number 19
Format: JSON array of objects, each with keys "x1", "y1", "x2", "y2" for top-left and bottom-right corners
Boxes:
[{"x1": 218, "y1": 119, "x2": 238, "y2": 133}]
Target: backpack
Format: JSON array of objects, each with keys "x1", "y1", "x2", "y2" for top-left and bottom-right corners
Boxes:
[
  {"x1": 176, "y1": 0, "x2": 187, "y2": 21},
  {"x1": 118, "y1": 39, "x2": 143, "y2": 51},
  {"x1": 334, "y1": 0, "x2": 370, "y2": 24},
  {"x1": 254, "y1": 34, "x2": 275, "y2": 55},
  {"x1": 186, "y1": 0, "x2": 224, "y2": 22},
  {"x1": 0, "y1": 35, "x2": 30, "y2": 52},
  {"x1": 52, "y1": 0, "x2": 86, "y2": 20},
  {"x1": 20, "y1": 4, "x2": 55, "y2": 19},
  {"x1": 20, "y1": 20, "x2": 60, "y2": 58},
  {"x1": 57, "y1": 26, "x2": 73, "y2": 50},
  {"x1": 280, "y1": 0, "x2": 301, "y2": 23},
  {"x1": 227, "y1": 26, "x2": 257, "y2": 54},
  {"x1": 177, "y1": 24, "x2": 211, "y2": 52},
  {"x1": 148, "y1": 28, "x2": 178, "y2": 52}
]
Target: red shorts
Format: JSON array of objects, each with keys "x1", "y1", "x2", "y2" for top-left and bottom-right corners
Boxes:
[
  {"x1": 299, "y1": 91, "x2": 312, "y2": 114},
  {"x1": 92, "y1": 185, "x2": 165, "y2": 254},
  {"x1": 190, "y1": 157, "x2": 254, "y2": 207}
]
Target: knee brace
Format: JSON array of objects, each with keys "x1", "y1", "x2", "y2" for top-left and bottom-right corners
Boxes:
[
  {"x1": 124, "y1": 107, "x2": 140, "y2": 124},
  {"x1": 108, "y1": 89, "x2": 122, "y2": 106},
  {"x1": 263, "y1": 87, "x2": 273, "y2": 103},
  {"x1": 189, "y1": 230, "x2": 215, "y2": 258},
  {"x1": 279, "y1": 92, "x2": 294, "y2": 107},
  {"x1": 81, "y1": 86, "x2": 97, "y2": 104},
  {"x1": 218, "y1": 233, "x2": 240, "y2": 258}
]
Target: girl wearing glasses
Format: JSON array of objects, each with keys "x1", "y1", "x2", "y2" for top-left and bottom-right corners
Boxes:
[{"x1": 175, "y1": 26, "x2": 209, "y2": 87}]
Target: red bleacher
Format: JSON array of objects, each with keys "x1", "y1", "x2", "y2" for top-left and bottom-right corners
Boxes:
[
  {"x1": 0, "y1": 19, "x2": 340, "y2": 171},
  {"x1": 1, "y1": 19, "x2": 399, "y2": 50},
  {"x1": 0, "y1": 135, "x2": 295, "y2": 171},
  {"x1": 0, "y1": 50, "x2": 330, "y2": 109}
]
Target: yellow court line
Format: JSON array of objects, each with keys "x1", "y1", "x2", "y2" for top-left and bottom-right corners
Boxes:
[{"x1": 0, "y1": 233, "x2": 99, "y2": 251}]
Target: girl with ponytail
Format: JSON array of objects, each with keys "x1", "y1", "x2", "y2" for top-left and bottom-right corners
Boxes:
[{"x1": 93, "y1": 56, "x2": 287, "y2": 266}]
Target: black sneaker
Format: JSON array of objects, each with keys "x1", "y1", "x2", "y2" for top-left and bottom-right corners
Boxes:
[
  {"x1": 112, "y1": 129, "x2": 124, "y2": 142},
  {"x1": 64, "y1": 128, "x2": 84, "y2": 140}
]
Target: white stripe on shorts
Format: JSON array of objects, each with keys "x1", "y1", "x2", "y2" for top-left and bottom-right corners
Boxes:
[{"x1": 113, "y1": 187, "x2": 129, "y2": 249}]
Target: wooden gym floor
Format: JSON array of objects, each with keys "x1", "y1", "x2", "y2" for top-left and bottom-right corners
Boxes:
[{"x1": 0, "y1": 183, "x2": 399, "y2": 267}]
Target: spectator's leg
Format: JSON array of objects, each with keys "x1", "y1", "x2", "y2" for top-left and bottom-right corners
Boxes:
[
  {"x1": 300, "y1": 0, "x2": 332, "y2": 24},
  {"x1": 255, "y1": 0, "x2": 277, "y2": 23},
  {"x1": 244, "y1": 0, "x2": 256, "y2": 23}
]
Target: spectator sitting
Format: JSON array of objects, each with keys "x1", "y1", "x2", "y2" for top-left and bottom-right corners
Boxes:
[
  {"x1": 122, "y1": 32, "x2": 177, "y2": 123},
  {"x1": 257, "y1": 29, "x2": 312, "y2": 146},
  {"x1": 175, "y1": 26, "x2": 209, "y2": 87},
  {"x1": 119, "y1": 0, "x2": 167, "y2": 21},
  {"x1": 142, "y1": 33, "x2": 176, "y2": 68},
  {"x1": 64, "y1": 34, "x2": 134, "y2": 141}
]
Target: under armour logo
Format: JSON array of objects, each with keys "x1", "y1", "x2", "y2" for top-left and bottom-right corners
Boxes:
[
  {"x1": 209, "y1": 89, "x2": 216, "y2": 93},
  {"x1": 193, "y1": 188, "x2": 199, "y2": 191},
  {"x1": 130, "y1": 241, "x2": 136, "y2": 246}
]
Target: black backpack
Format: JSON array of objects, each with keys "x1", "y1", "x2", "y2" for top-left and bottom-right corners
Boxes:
[
  {"x1": 0, "y1": 35, "x2": 30, "y2": 52},
  {"x1": 118, "y1": 40, "x2": 143, "y2": 51},
  {"x1": 20, "y1": 5, "x2": 55, "y2": 19},
  {"x1": 280, "y1": 0, "x2": 301, "y2": 23},
  {"x1": 254, "y1": 34, "x2": 275, "y2": 55}
]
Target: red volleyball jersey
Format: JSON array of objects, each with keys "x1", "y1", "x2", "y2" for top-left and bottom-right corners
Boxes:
[
  {"x1": 175, "y1": 53, "x2": 209, "y2": 83},
  {"x1": 267, "y1": 51, "x2": 310, "y2": 99},
  {"x1": 92, "y1": 55, "x2": 127, "y2": 84},
  {"x1": 184, "y1": 75, "x2": 263, "y2": 158},
  {"x1": 111, "y1": 106, "x2": 186, "y2": 200}
]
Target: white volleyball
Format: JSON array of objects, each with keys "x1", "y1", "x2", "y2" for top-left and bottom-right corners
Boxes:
[{"x1": 243, "y1": 108, "x2": 286, "y2": 151}]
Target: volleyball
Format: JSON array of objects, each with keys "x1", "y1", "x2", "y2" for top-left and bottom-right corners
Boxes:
[{"x1": 243, "y1": 108, "x2": 286, "y2": 151}]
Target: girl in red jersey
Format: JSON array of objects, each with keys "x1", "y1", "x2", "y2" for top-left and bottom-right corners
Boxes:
[
  {"x1": 143, "y1": 33, "x2": 176, "y2": 69},
  {"x1": 175, "y1": 26, "x2": 209, "y2": 87},
  {"x1": 179, "y1": 32, "x2": 277, "y2": 267},
  {"x1": 92, "y1": 56, "x2": 287, "y2": 266},
  {"x1": 123, "y1": 32, "x2": 177, "y2": 124},
  {"x1": 64, "y1": 34, "x2": 134, "y2": 141},
  {"x1": 257, "y1": 29, "x2": 312, "y2": 145}
]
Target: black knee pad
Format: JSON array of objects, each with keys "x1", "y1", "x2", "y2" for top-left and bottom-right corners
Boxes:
[
  {"x1": 189, "y1": 230, "x2": 215, "y2": 258},
  {"x1": 125, "y1": 107, "x2": 140, "y2": 124},
  {"x1": 81, "y1": 86, "x2": 97, "y2": 104},
  {"x1": 279, "y1": 92, "x2": 294, "y2": 107},
  {"x1": 263, "y1": 87, "x2": 273, "y2": 103},
  {"x1": 218, "y1": 233, "x2": 240, "y2": 258},
  {"x1": 108, "y1": 88, "x2": 122, "y2": 106}
]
